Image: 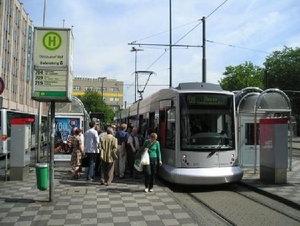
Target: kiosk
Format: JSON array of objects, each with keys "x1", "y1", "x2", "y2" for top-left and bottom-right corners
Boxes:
[
  {"x1": 260, "y1": 118, "x2": 289, "y2": 183},
  {"x1": 235, "y1": 88, "x2": 292, "y2": 173},
  {"x1": 10, "y1": 118, "x2": 34, "y2": 181}
]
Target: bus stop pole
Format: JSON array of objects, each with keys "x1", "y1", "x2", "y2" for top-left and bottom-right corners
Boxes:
[
  {"x1": 49, "y1": 101, "x2": 55, "y2": 202},
  {"x1": 37, "y1": 102, "x2": 41, "y2": 163}
]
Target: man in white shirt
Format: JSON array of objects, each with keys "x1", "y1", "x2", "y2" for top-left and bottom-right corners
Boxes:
[{"x1": 84, "y1": 121, "x2": 99, "y2": 181}]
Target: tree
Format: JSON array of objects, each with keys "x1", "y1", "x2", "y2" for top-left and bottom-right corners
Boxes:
[
  {"x1": 77, "y1": 90, "x2": 115, "y2": 123},
  {"x1": 264, "y1": 46, "x2": 300, "y2": 132},
  {"x1": 219, "y1": 61, "x2": 264, "y2": 91},
  {"x1": 264, "y1": 46, "x2": 300, "y2": 90}
]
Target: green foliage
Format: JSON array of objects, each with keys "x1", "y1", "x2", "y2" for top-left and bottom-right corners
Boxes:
[
  {"x1": 76, "y1": 90, "x2": 115, "y2": 123},
  {"x1": 219, "y1": 46, "x2": 300, "y2": 133},
  {"x1": 219, "y1": 61, "x2": 264, "y2": 91},
  {"x1": 263, "y1": 46, "x2": 300, "y2": 132},
  {"x1": 264, "y1": 46, "x2": 300, "y2": 90}
]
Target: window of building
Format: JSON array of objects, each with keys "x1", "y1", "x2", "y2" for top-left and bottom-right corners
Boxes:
[
  {"x1": 111, "y1": 87, "x2": 119, "y2": 92},
  {"x1": 112, "y1": 105, "x2": 120, "y2": 111},
  {"x1": 73, "y1": 86, "x2": 81, "y2": 91},
  {"x1": 109, "y1": 97, "x2": 120, "y2": 102},
  {"x1": 97, "y1": 87, "x2": 107, "y2": 92},
  {"x1": 85, "y1": 86, "x2": 94, "y2": 91}
]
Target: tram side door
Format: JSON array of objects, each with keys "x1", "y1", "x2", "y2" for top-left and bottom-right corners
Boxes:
[{"x1": 240, "y1": 118, "x2": 260, "y2": 168}]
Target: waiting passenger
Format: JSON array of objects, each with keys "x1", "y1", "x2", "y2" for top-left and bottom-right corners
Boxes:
[
  {"x1": 70, "y1": 129, "x2": 84, "y2": 179},
  {"x1": 126, "y1": 127, "x2": 140, "y2": 177},
  {"x1": 143, "y1": 132, "x2": 162, "y2": 193},
  {"x1": 84, "y1": 121, "x2": 99, "y2": 181},
  {"x1": 114, "y1": 123, "x2": 127, "y2": 178},
  {"x1": 99, "y1": 127, "x2": 118, "y2": 186}
]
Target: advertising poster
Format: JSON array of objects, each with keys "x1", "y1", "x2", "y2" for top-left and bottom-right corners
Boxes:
[
  {"x1": 54, "y1": 117, "x2": 81, "y2": 155},
  {"x1": 55, "y1": 117, "x2": 80, "y2": 141}
]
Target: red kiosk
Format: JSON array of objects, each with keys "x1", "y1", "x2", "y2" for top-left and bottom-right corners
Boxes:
[
  {"x1": 260, "y1": 117, "x2": 289, "y2": 183},
  {"x1": 10, "y1": 118, "x2": 34, "y2": 181}
]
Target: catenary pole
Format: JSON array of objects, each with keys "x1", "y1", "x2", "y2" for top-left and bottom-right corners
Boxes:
[
  {"x1": 169, "y1": 0, "x2": 172, "y2": 88},
  {"x1": 202, "y1": 17, "x2": 206, "y2": 83}
]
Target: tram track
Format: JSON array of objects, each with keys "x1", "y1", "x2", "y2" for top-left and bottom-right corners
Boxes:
[
  {"x1": 231, "y1": 185, "x2": 300, "y2": 222},
  {"x1": 160, "y1": 179, "x2": 300, "y2": 226},
  {"x1": 186, "y1": 191, "x2": 237, "y2": 226}
]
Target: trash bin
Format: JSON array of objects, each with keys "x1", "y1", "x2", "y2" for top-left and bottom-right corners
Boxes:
[{"x1": 35, "y1": 163, "x2": 49, "y2": 191}]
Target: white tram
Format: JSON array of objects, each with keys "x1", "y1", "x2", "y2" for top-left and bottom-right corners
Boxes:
[{"x1": 115, "y1": 82, "x2": 244, "y2": 185}]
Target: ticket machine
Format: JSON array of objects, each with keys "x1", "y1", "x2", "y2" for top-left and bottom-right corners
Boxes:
[
  {"x1": 260, "y1": 118, "x2": 289, "y2": 183},
  {"x1": 10, "y1": 118, "x2": 34, "y2": 181}
]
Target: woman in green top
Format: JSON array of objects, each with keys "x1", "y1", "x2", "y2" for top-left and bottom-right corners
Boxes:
[{"x1": 143, "y1": 132, "x2": 162, "y2": 192}]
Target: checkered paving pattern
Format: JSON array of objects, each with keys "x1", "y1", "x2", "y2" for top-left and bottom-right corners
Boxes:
[
  {"x1": 0, "y1": 168, "x2": 198, "y2": 226},
  {"x1": 1, "y1": 145, "x2": 300, "y2": 225}
]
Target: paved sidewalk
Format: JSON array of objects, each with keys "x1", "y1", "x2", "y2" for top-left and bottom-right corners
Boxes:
[
  {"x1": 1, "y1": 146, "x2": 300, "y2": 225},
  {"x1": 0, "y1": 167, "x2": 198, "y2": 226},
  {"x1": 240, "y1": 158, "x2": 300, "y2": 209}
]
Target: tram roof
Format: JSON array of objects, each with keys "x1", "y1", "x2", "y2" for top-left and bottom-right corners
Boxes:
[{"x1": 175, "y1": 82, "x2": 223, "y2": 91}]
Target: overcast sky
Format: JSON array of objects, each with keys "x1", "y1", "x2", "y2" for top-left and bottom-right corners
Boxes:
[{"x1": 21, "y1": 0, "x2": 300, "y2": 106}]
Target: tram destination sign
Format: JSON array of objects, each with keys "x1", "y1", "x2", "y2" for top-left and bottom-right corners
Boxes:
[
  {"x1": 32, "y1": 27, "x2": 73, "y2": 102},
  {"x1": 186, "y1": 94, "x2": 228, "y2": 106}
]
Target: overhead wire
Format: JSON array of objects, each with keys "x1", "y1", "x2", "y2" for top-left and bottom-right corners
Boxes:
[
  {"x1": 132, "y1": 20, "x2": 202, "y2": 43},
  {"x1": 129, "y1": 0, "x2": 231, "y2": 97},
  {"x1": 143, "y1": 0, "x2": 230, "y2": 71},
  {"x1": 206, "y1": 40, "x2": 269, "y2": 54}
]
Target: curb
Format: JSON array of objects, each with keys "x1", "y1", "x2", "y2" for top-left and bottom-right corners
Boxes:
[{"x1": 238, "y1": 181, "x2": 300, "y2": 211}]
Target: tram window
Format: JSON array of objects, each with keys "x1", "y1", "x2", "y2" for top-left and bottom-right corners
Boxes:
[
  {"x1": 245, "y1": 123, "x2": 260, "y2": 145},
  {"x1": 166, "y1": 108, "x2": 175, "y2": 149}
]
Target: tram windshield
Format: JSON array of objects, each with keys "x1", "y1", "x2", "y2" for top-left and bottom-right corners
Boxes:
[{"x1": 180, "y1": 93, "x2": 235, "y2": 150}]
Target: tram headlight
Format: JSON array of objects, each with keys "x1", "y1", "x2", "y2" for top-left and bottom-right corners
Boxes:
[{"x1": 231, "y1": 153, "x2": 235, "y2": 162}]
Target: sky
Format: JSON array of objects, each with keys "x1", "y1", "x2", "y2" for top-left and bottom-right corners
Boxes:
[{"x1": 21, "y1": 0, "x2": 300, "y2": 107}]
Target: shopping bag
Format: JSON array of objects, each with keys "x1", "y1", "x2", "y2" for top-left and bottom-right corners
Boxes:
[
  {"x1": 141, "y1": 151, "x2": 150, "y2": 165},
  {"x1": 134, "y1": 158, "x2": 143, "y2": 172}
]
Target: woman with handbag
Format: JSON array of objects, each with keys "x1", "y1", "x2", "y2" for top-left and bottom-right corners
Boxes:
[{"x1": 143, "y1": 132, "x2": 162, "y2": 193}]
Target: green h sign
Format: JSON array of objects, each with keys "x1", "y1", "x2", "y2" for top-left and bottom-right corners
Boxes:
[{"x1": 43, "y1": 32, "x2": 62, "y2": 51}]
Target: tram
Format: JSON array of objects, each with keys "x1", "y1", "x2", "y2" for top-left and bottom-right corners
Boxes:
[{"x1": 115, "y1": 82, "x2": 243, "y2": 185}]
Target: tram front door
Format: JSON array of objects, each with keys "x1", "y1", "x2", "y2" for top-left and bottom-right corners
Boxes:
[{"x1": 240, "y1": 118, "x2": 260, "y2": 168}]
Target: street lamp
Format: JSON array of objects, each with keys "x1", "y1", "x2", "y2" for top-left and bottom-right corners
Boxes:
[
  {"x1": 130, "y1": 47, "x2": 143, "y2": 102},
  {"x1": 98, "y1": 77, "x2": 106, "y2": 104},
  {"x1": 115, "y1": 82, "x2": 120, "y2": 111}
]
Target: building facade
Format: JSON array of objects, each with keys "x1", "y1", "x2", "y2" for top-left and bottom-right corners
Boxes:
[
  {"x1": 72, "y1": 75, "x2": 123, "y2": 111},
  {"x1": 0, "y1": 1, "x2": 123, "y2": 114},
  {"x1": 0, "y1": 0, "x2": 37, "y2": 113}
]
